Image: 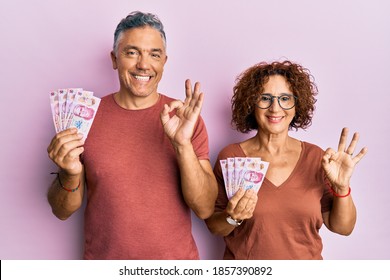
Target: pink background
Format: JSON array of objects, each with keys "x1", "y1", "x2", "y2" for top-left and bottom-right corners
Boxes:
[{"x1": 0, "y1": 0, "x2": 389, "y2": 260}]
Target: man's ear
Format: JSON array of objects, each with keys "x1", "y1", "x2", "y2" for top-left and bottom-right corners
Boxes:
[
  {"x1": 164, "y1": 55, "x2": 168, "y2": 65},
  {"x1": 110, "y1": 51, "x2": 117, "y2": 70}
]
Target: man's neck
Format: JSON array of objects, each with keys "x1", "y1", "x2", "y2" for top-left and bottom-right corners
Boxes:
[{"x1": 114, "y1": 91, "x2": 160, "y2": 110}]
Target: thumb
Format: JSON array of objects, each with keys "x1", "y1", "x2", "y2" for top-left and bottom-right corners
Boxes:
[
  {"x1": 160, "y1": 104, "x2": 170, "y2": 126},
  {"x1": 322, "y1": 148, "x2": 334, "y2": 168}
]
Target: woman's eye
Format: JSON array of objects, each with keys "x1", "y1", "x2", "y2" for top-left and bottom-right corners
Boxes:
[
  {"x1": 280, "y1": 96, "x2": 291, "y2": 101},
  {"x1": 261, "y1": 96, "x2": 271, "y2": 101}
]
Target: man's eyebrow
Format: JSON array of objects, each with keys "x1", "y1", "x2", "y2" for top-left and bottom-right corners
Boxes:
[
  {"x1": 123, "y1": 45, "x2": 164, "y2": 53},
  {"x1": 122, "y1": 45, "x2": 139, "y2": 51},
  {"x1": 122, "y1": 45, "x2": 164, "y2": 53},
  {"x1": 150, "y1": 48, "x2": 163, "y2": 53}
]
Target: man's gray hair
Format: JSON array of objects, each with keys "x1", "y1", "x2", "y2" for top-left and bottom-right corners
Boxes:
[{"x1": 113, "y1": 11, "x2": 166, "y2": 54}]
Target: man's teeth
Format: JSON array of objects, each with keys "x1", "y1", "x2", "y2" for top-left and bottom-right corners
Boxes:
[{"x1": 135, "y1": 75, "x2": 150, "y2": 81}]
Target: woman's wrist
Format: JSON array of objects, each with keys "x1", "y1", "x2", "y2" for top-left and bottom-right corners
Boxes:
[{"x1": 330, "y1": 186, "x2": 351, "y2": 198}]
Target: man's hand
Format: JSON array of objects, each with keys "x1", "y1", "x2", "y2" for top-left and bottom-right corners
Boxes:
[
  {"x1": 47, "y1": 128, "x2": 84, "y2": 176},
  {"x1": 160, "y1": 79, "x2": 204, "y2": 147}
]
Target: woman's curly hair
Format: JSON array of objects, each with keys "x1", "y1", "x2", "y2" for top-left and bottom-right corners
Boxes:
[{"x1": 231, "y1": 60, "x2": 318, "y2": 133}]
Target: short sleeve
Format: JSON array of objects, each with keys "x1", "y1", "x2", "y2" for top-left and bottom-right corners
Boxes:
[{"x1": 191, "y1": 116, "x2": 209, "y2": 160}]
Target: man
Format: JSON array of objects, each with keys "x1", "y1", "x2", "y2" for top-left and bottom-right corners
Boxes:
[{"x1": 47, "y1": 11, "x2": 217, "y2": 260}]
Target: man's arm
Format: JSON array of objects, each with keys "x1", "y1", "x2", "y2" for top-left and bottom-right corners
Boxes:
[
  {"x1": 175, "y1": 145, "x2": 217, "y2": 219},
  {"x1": 47, "y1": 128, "x2": 85, "y2": 220},
  {"x1": 161, "y1": 80, "x2": 218, "y2": 219},
  {"x1": 47, "y1": 170, "x2": 85, "y2": 220}
]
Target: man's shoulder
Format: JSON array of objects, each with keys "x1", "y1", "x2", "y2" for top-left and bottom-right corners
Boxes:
[
  {"x1": 159, "y1": 93, "x2": 176, "y2": 103},
  {"x1": 100, "y1": 93, "x2": 114, "y2": 100},
  {"x1": 96, "y1": 93, "x2": 115, "y2": 107}
]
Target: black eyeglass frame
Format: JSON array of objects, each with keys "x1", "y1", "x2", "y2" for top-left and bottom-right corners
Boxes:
[{"x1": 255, "y1": 93, "x2": 298, "y2": 110}]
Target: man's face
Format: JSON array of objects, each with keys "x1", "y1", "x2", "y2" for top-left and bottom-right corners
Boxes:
[{"x1": 111, "y1": 26, "x2": 167, "y2": 98}]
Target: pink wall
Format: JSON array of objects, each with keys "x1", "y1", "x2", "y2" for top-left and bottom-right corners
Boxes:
[{"x1": 0, "y1": 0, "x2": 389, "y2": 259}]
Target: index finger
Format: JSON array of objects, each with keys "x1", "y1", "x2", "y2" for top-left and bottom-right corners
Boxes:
[
  {"x1": 226, "y1": 188, "x2": 245, "y2": 213},
  {"x1": 232, "y1": 189, "x2": 256, "y2": 214},
  {"x1": 48, "y1": 128, "x2": 78, "y2": 150}
]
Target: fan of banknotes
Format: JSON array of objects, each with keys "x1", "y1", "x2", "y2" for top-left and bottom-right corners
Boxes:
[
  {"x1": 220, "y1": 157, "x2": 269, "y2": 199},
  {"x1": 49, "y1": 88, "x2": 101, "y2": 140}
]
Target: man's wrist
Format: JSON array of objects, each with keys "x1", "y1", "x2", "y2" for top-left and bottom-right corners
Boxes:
[
  {"x1": 51, "y1": 171, "x2": 82, "y2": 193},
  {"x1": 173, "y1": 142, "x2": 194, "y2": 155}
]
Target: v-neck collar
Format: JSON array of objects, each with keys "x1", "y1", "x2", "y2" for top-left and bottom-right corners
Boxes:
[{"x1": 236, "y1": 141, "x2": 305, "y2": 189}]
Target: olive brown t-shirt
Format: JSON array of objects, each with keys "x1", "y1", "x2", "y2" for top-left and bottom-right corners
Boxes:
[{"x1": 214, "y1": 141, "x2": 333, "y2": 259}]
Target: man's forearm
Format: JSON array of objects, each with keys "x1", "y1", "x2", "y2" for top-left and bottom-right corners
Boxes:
[
  {"x1": 175, "y1": 144, "x2": 218, "y2": 219},
  {"x1": 47, "y1": 172, "x2": 84, "y2": 220}
]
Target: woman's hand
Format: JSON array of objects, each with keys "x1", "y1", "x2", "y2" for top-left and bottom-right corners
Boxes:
[
  {"x1": 225, "y1": 188, "x2": 258, "y2": 221},
  {"x1": 322, "y1": 127, "x2": 368, "y2": 194}
]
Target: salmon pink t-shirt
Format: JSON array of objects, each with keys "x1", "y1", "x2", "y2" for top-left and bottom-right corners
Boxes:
[{"x1": 82, "y1": 93, "x2": 209, "y2": 259}]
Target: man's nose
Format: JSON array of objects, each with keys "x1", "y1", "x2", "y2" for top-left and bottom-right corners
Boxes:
[{"x1": 137, "y1": 54, "x2": 150, "y2": 69}]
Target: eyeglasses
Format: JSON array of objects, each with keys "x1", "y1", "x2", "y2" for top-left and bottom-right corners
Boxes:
[{"x1": 256, "y1": 93, "x2": 297, "y2": 110}]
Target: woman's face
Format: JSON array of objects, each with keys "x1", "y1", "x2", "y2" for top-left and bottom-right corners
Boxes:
[{"x1": 254, "y1": 75, "x2": 296, "y2": 135}]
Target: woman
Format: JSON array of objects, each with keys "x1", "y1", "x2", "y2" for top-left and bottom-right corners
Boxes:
[{"x1": 206, "y1": 60, "x2": 367, "y2": 259}]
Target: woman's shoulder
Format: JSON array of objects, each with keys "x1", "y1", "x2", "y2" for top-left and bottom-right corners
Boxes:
[
  {"x1": 217, "y1": 143, "x2": 245, "y2": 159},
  {"x1": 302, "y1": 141, "x2": 325, "y2": 156}
]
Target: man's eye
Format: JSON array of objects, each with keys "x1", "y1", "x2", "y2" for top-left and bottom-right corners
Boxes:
[
  {"x1": 151, "y1": 53, "x2": 161, "y2": 58},
  {"x1": 126, "y1": 50, "x2": 138, "y2": 56}
]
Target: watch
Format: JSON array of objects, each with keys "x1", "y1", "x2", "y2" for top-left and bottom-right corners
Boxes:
[{"x1": 226, "y1": 215, "x2": 243, "y2": 227}]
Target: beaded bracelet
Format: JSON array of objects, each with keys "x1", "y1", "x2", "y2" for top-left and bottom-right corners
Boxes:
[
  {"x1": 50, "y1": 172, "x2": 80, "y2": 192},
  {"x1": 329, "y1": 186, "x2": 351, "y2": 198}
]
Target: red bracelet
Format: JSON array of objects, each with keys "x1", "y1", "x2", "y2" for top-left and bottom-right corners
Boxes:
[
  {"x1": 329, "y1": 186, "x2": 351, "y2": 198},
  {"x1": 51, "y1": 172, "x2": 80, "y2": 192}
]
